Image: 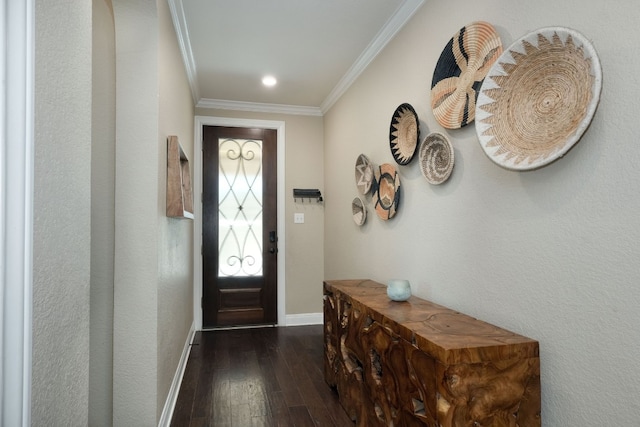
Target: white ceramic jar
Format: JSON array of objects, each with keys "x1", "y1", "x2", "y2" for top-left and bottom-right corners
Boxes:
[{"x1": 387, "y1": 279, "x2": 411, "y2": 301}]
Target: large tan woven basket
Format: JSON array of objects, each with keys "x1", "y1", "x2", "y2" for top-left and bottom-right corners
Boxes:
[
  {"x1": 431, "y1": 21, "x2": 503, "y2": 129},
  {"x1": 475, "y1": 27, "x2": 603, "y2": 170}
]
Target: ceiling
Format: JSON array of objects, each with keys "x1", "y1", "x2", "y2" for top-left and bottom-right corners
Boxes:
[{"x1": 169, "y1": 0, "x2": 424, "y2": 115}]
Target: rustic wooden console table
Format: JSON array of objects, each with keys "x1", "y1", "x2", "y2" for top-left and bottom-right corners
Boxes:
[{"x1": 323, "y1": 279, "x2": 541, "y2": 427}]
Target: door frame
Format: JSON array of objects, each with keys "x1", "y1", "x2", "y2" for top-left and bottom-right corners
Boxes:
[
  {"x1": 193, "y1": 116, "x2": 286, "y2": 330},
  {"x1": 2, "y1": 0, "x2": 34, "y2": 424}
]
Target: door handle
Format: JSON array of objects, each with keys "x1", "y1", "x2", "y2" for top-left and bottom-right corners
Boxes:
[{"x1": 269, "y1": 231, "x2": 278, "y2": 254}]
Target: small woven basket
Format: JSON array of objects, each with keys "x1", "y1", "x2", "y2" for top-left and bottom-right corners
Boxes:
[
  {"x1": 354, "y1": 153, "x2": 374, "y2": 195},
  {"x1": 373, "y1": 163, "x2": 401, "y2": 220},
  {"x1": 389, "y1": 103, "x2": 419, "y2": 165},
  {"x1": 351, "y1": 197, "x2": 366, "y2": 226},
  {"x1": 419, "y1": 132, "x2": 454, "y2": 185}
]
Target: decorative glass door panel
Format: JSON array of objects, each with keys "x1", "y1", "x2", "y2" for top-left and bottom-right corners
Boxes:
[
  {"x1": 202, "y1": 126, "x2": 278, "y2": 328},
  {"x1": 218, "y1": 138, "x2": 263, "y2": 277}
]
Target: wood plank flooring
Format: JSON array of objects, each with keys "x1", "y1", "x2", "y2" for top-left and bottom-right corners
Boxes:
[{"x1": 170, "y1": 325, "x2": 354, "y2": 427}]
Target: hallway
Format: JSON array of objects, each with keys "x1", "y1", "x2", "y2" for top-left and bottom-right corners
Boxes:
[{"x1": 170, "y1": 325, "x2": 354, "y2": 426}]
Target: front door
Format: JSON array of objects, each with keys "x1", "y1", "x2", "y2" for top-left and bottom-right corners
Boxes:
[{"x1": 202, "y1": 126, "x2": 278, "y2": 328}]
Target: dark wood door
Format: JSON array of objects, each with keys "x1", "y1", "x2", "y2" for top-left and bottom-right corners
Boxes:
[{"x1": 202, "y1": 126, "x2": 278, "y2": 328}]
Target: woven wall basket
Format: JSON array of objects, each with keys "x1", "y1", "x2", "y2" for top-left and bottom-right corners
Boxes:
[
  {"x1": 354, "y1": 153, "x2": 374, "y2": 195},
  {"x1": 389, "y1": 103, "x2": 420, "y2": 165},
  {"x1": 372, "y1": 163, "x2": 401, "y2": 220},
  {"x1": 475, "y1": 27, "x2": 603, "y2": 171},
  {"x1": 351, "y1": 196, "x2": 367, "y2": 226},
  {"x1": 419, "y1": 132, "x2": 455, "y2": 185},
  {"x1": 431, "y1": 21, "x2": 503, "y2": 129}
]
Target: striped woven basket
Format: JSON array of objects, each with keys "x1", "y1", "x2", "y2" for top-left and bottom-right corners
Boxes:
[{"x1": 431, "y1": 21, "x2": 503, "y2": 129}]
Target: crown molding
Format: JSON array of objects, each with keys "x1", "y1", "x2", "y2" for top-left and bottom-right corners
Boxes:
[
  {"x1": 170, "y1": 0, "x2": 424, "y2": 115},
  {"x1": 167, "y1": 0, "x2": 199, "y2": 103},
  {"x1": 196, "y1": 98, "x2": 323, "y2": 117},
  {"x1": 320, "y1": 0, "x2": 425, "y2": 114}
]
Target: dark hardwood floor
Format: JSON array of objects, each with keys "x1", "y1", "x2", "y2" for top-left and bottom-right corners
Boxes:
[{"x1": 170, "y1": 325, "x2": 355, "y2": 427}]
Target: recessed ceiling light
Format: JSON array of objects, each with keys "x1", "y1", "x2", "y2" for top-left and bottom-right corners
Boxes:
[{"x1": 262, "y1": 75, "x2": 277, "y2": 87}]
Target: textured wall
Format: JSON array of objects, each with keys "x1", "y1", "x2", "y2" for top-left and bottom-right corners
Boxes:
[
  {"x1": 112, "y1": 0, "x2": 159, "y2": 424},
  {"x1": 194, "y1": 108, "x2": 326, "y2": 317},
  {"x1": 157, "y1": 0, "x2": 195, "y2": 419},
  {"x1": 90, "y1": 0, "x2": 116, "y2": 425},
  {"x1": 323, "y1": 0, "x2": 640, "y2": 425},
  {"x1": 32, "y1": 0, "x2": 92, "y2": 425}
]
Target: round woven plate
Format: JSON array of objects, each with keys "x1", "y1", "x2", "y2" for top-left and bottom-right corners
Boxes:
[
  {"x1": 431, "y1": 21, "x2": 503, "y2": 129},
  {"x1": 419, "y1": 132, "x2": 455, "y2": 185},
  {"x1": 372, "y1": 163, "x2": 401, "y2": 220},
  {"x1": 354, "y1": 153, "x2": 374, "y2": 195},
  {"x1": 389, "y1": 103, "x2": 419, "y2": 165},
  {"x1": 351, "y1": 196, "x2": 367, "y2": 226},
  {"x1": 475, "y1": 27, "x2": 602, "y2": 170}
]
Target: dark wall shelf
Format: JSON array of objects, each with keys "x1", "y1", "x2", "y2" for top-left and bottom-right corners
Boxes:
[{"x1": 293, "y1": 188, "x2": 323, "y2": 203}]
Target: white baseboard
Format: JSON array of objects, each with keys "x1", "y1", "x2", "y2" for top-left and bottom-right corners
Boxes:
[
  {"x1": 158, "y1": 322, "x2": 196, "y2": 427},
  {"x1": 285, "y1": 312, "x2": 323, "y2": 326}
]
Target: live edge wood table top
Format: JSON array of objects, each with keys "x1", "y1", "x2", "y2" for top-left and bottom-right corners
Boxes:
[{"x1": 323, "y1": 279, "x2": 541, "y2": 427}]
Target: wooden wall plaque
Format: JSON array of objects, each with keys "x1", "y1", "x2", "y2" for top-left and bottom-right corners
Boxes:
[
  {"x1": 323, "y1": 279, "x2": 541, "y2": 427},
  {"x1": 166, "y1": 135, "x2": 194, "y2": 219}
]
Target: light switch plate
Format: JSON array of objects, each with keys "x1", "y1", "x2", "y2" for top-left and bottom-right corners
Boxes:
[{"x1": 294, "y1": 213, "x2": 305, "y2": 224}]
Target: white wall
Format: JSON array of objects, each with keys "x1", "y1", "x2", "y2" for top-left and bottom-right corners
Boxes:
[
  {"x1": 111, "y1": 0, "x2": 195, "y2": 423},
  {"x1": 32, "y1": 1, "x2": 197, "y2": 424},
  {"x1": 157, "y1": 0, "x2": 195, "y2": 419},
  {"x1": 90, "y1": 0, "x2": 116, "y2": 424},
  {"x1": 112, "y1": 0, "x2": 160, "y2": 422},
  {"x1": 323, "y1": 0, "x2": 640, "y2": 425},
  {"x1": 32, "y1": 0, "x2": 92, "y2": 425}
]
